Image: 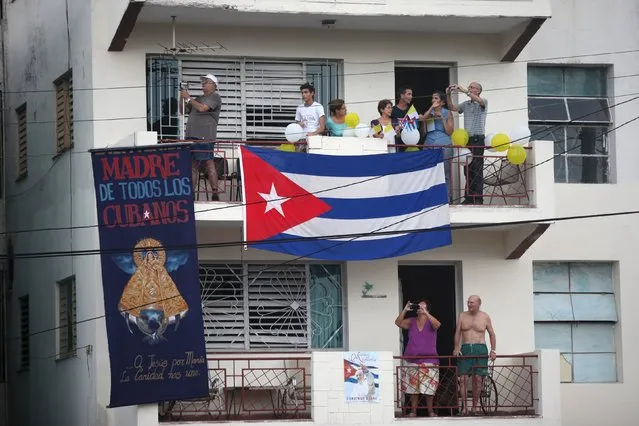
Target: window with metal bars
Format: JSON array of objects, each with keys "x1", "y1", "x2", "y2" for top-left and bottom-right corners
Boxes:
[
  {"x1": 16, "y1": 103, "x2": 27, "y2": 179},
  {"x1": 54, "y1": 70, "x2": 74, "y2": 153},
  {"x1": 18, "y1": 295, "x2": 29, "y2": 370},
  {"x1": 146, "y1": 56, "x2": 341, "y2": 141},
  {"x1": 57, "y1": 276, "x2": 77, "y2": 359},
  {"x1": 199, "y1": 263, "x2": 344, "y2": 351}
]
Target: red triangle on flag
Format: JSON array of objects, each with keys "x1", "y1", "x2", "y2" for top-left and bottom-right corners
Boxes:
[{"x1": 241, "y1": 147, "x2": 332, "y2": 241}]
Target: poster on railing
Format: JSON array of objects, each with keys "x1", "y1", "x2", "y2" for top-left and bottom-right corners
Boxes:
[
  {"x1": 343, "y1": 352, "x2": 380, "y2": 403},
  {"x1": 91, "y1": 144, "x2": 209, "y2": 408}
]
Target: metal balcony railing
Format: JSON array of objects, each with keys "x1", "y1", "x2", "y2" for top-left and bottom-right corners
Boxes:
[
  {"x1": 159, "y1": 139, "x2": 533, "y2": 207},
  {"x1": 158, "y1": 355, "x2": 312, "y2": 422},
  {"x1": 394, "y1": 354, "x2": 538, "y2": 418}
]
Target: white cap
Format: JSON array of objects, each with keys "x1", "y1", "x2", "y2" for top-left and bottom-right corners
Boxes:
[{"x1": 201, "y1": 74, "x2": 219, "y2": 85}]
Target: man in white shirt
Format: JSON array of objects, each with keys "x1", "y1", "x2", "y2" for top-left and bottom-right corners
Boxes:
[{"x1": 295, "y1": 83, "x2": 326, "y2": 140}]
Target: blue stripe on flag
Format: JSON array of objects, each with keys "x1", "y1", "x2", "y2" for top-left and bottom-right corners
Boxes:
[
  {"x1": 246, "y1": 146, "x2": 443, "y2": 177},
  {"x1": 257, "y1": 226, "x2": 452, "y2": 261},
  {"x1": 319, "y1": 184, "x2": 448, "y2": 219}
]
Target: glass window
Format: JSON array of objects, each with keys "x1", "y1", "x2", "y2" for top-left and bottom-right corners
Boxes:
[
  {"x1": 527, "y1": 66, "x2": 611, "y2": 184},
  {"x1": 566, "y1": 98, "x2": 610, "y2": 123},
  {"x1": 309, "y1": 264, "x2": 344, "y2": 349},
  {"x1": 527, "y1": 67, "x2": 564, "y2": 96},
  {"x1": 564, "y1": 67, "x2": 606, "y2": 97},
  {"x1": 528, "y1": 98, "x2": 568, "y2": 122},
  {"x1": 533, "y1": 262, "x2": 618, "y2": 383}
]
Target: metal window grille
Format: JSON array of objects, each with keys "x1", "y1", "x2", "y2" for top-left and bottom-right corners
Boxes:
[{"x1": 199, "y1": 263, "x2": 343, "y2": 351}]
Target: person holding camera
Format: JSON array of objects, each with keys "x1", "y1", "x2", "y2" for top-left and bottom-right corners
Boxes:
[
  {"x1": 180, "y1": 74, "x2": 222, "y2": 200},
  {"x1": 395, "y1": 300, "x2": 442, "y2": 417}
]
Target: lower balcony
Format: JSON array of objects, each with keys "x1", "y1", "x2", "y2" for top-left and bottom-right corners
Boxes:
[{"x1": 152, "y1": 350, "x2": 559, "y2": 424}]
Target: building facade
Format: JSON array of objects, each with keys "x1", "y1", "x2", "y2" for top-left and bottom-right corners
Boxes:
[{"x1": 1, "y1": 0, "x2": 638, "y2": 426}]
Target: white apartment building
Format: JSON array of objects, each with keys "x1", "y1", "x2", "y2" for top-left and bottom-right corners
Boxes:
[{"x1": 2, "y1": 0, "x2": 638, "y2": 426}]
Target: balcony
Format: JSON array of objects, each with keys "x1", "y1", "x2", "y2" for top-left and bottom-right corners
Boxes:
[
  {"x1": 109, "y1": 0, "x2": 551, "y2": 60},
  {"x1": 148, "y1": 350, "x2": 560, "y2": 425}
]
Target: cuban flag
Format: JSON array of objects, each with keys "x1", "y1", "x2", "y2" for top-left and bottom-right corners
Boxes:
[{"x1": 239, "y1": 146, "x2": 451, "y2": 261}]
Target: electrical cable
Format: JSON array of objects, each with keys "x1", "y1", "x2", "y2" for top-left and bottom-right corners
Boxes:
[{"x1": 4, "y1": 94, "x2": 637, "y2": 236}]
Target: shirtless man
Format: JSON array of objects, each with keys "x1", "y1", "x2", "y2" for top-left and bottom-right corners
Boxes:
[{"x1": 453, "y1": 295, "x2": 497, "y2": 416}]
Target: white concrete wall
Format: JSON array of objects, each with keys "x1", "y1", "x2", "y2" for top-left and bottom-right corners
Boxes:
[{"x1": 519, "y1": 2, "x2": 639, "y2": 425}]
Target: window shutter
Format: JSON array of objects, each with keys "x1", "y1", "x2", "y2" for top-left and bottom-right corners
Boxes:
[
  {"x1": 244, "y1": 61, "x2": 304, "y2": 140},
  {"x1": 55, "y1": 72, "x2": 73, "y2": 152},
  {"x1": 17, "y1": 105, "x2": 27, "y2": 177},
  {"x1": 19, "y1": 296, "x2": 29, "y2": 369},
  {"x1": 58, "y1": 278, "x2": 77, "y2": 357}
]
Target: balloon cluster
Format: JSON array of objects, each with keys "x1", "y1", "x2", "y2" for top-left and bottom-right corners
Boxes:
[
  {"x1": 451, "y1": 126, "x2": 532, "y2": 165},
  {"x1": 342, "y1": 113, "x2": 370, "y2": 138}
]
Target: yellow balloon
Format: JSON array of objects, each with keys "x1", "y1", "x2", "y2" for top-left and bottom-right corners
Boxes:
[
  {"x1": 278, "y1": 143, "x2": 296, "y2": 152},
  {"x1": 491, "y1": 133, "x2": 511, "y2": 152},
  {"x1": 507, "y1": 145, "x2": 527, "y2": 165},
  {"x1": 405, "y1": 146, "x2": 420, "y2": 152},
  {"x1": 451, "y1": 128, "x2": 469, "y2": 146},
  {"x1": 344, "y1": 112, "x2": 360, "y2": 128}
]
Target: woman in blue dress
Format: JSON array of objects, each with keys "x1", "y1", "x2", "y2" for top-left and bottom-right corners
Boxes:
[{"x1": 422, "y1": 91, "x2": 454, "y2": 194}]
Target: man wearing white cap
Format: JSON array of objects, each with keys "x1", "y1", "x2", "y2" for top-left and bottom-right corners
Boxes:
[{"x1": 180, "y1": 74, "x2": 223, "y2": 200}]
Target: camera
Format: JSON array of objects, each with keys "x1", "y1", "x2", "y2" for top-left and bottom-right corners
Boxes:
[
  {"x1": 179, "y1": 81, "x2": 190, "y2": 90},
  {"x1": 409, "y1": 303, "x2": 421, "y2": 311}
]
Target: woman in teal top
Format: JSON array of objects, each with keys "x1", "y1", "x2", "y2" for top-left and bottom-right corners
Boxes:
[
  {"x1": 326, "y1": 98, "x2": 348, "y2": 136},
  {"x1": 423, "y1": 91, "x2": 454, "y2": 196}
]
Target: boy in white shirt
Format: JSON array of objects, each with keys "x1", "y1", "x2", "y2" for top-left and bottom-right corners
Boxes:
[{"x1": 295, "y1": 83, "x2": 326, "y2": 139}]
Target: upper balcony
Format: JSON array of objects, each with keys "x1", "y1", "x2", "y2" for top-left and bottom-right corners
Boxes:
[{"x1": 109, "y1": 0, "x2": 551, "y2": 60}]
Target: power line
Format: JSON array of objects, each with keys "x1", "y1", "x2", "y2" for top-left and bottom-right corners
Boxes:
[
  {"x1": 4, "y1": 94, "x2": 637, "y2": 234},
  {"x1": 6, "y1": 111, "x2": 639, "y2": 342},
  {"x1": 3, "y1": 48, "x2": 639, "y2": 96},
  {"x1": 4, "y1": 109, "x2": 639, "y2": 260},
  {"x1": 6, "y1": 207, "x2": 639, "y2": 345}
]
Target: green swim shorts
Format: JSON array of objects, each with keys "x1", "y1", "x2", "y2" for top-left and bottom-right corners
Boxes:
[{"x1": 458, "y1": 343, "x2": 489, "y2": 376}]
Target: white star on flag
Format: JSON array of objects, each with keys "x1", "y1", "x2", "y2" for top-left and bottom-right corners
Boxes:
[
  {"x1": 258, "y1": 183, "x2": 290, "y2": 216},
  {"x1": 143, "y1": 210, "x2": 151, "y2": 220}
]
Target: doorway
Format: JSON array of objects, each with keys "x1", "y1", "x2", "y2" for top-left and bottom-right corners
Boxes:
[
  {"x1": 398, "y1": 264, "x2": 458, "y2": 416},
  {"x1": 394, "y1": 66, "x2": 451, "y2": 115}
]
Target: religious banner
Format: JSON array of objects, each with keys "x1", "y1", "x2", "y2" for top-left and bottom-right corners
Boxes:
[
  {"x1": 91, "y1": 144, "x2": 208, "y2": 407},
  {"x1": 343, "y1": 352, "x2": 380, "y2": 403}
]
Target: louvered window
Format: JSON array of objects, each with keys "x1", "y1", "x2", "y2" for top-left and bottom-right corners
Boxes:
[
  {"x1": 199, "y1": 263, "x2": 343, "y2": 351},
  {"x1": 57, "y1": 276, "x2": 77, "y2": 358},
  {"x1": 16, "y1": 103, "x2": 27, "y2": 179},
  {"x1": 54, "y1": 70, "x2": 73, "y2": 153},
  {"x1": 18, "y1": 295, "x2": 29, "y2": 369},
  {"x1": 147, "y1": 56, "x2": 340, "y2": 141}
]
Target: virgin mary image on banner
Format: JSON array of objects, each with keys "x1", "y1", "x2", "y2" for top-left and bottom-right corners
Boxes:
[{"x1": 113, "y1": 237, "x2": 190, "y2": 344}]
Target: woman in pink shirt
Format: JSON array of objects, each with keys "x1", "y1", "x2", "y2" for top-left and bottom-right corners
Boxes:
[{"x1": 395, "y1": 300, "x2": 442, "y2": 417}]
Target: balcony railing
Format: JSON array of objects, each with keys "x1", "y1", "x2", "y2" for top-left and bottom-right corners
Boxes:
[
  {"x1": 394, "y1": 355, "x2": 538, "y2": 418},
  {"x1": 160, "y1": 139, "x2": 534, "y2": 207},
  {"x1": 159, "y1": 355, "x2": 311, "y2": 422}
]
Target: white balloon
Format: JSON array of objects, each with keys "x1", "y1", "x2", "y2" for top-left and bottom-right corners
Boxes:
[
  {"x1": 342, "y1": 128, "x2": 356, "y2": 137},
  {"x1": 509, "y1": 125, "x2": 532, "y2": 145},
  {"x1": 355, "y1": 124, "x2": 370, "y2": 138},
  {"x1": 285, "y1": 123, "x2": 305, "y2": 142},
  {"x1": 401, "y1": 128, "x2": 420, "y2": 145},
  {"x1": 458, "y1": 148, "x2": 472, "y2": 164}
]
